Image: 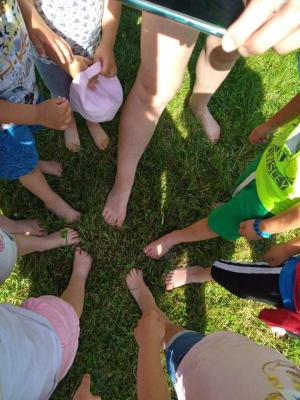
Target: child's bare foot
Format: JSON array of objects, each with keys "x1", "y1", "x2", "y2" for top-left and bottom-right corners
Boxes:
[
  {"x1": 270, "y1": 326, "x2": 286, "y2": 339},
  {"x1": 102, "y1": 183, "x2": 131, "y2": 227},
  {"x1": 165, "y1": 265, "x2": 205, "y2": 290},
  {"x1": 38, "y1": 160, "x2": 63, "y2": 178},
  {"x1": 144, "y1": 232, "x2": 178, "y2": 259},
  {"x1": 126, "y1": 268, "x2": 155, "y2": 312},
  {"x1": 10, "y1": 219, "x2": 48, "y2": 236},
  {"x1": 64, "y1": 113, "x2": 81, "y2": 152},
  {"x1": 188, "y1": 97, "x2": 220, "y2": 143},
  {"x1": 72, "y1": 247, "x2": 92, "y2": 280},
  {"x1": 45, "y1": 194, "x2": 81, "y2": 222},
  {"x1": 86, "y1": 120, "x2": 109, "y2": 150},
  {"x1": 36, "y1": 228, "x2": 80, "y2": 251}
]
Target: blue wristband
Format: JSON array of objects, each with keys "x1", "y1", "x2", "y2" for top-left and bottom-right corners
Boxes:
[{"x1": 253, "y1": 219, "x2": 272, "y2": 239}]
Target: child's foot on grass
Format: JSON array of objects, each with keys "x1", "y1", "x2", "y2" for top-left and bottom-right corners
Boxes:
[
  {"x1": 126, "y1": 268, "x2": 155, "y2": 312},
  {"x1": 72, "y1": 247, "x2": 92, "y2": 280},
  {"x1": 9, "y1": 219, "x2": 48, "y2": 236},
  {"x1": 86, "y1": 120, "x2": 109, "y2": 150},
  {"x1": 38, "y1": 228, "x2": 80, "y2": 251},
  {"x1": 64, "y1": 113, "x2": 81, "y2": 152},
  {"x1": 45, "y1": 194, "x2": 81, "y2": 222},
  {"x1": 188, "y1": 97, "x2": 220, "y2": 143},
  {"x1": 270, "y1": 326, "x2": 286, "y2": 339},
  {"x1": 144, "y1": 232, "x2": 178, "y2": 259},
  {"x1": 102, "y1": 183, "x2": 130, "y2": 227},
  {"x1": 165, "y1": 265, "x2": 204, "y2": 290},
  {"x1": 39, "y1": 160, "x2": 63, "y2": 178}
]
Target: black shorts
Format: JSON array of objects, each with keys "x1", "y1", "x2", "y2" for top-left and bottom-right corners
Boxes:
[{"x1": 211, "y1": 260, "x2": 284, "y2": 308}]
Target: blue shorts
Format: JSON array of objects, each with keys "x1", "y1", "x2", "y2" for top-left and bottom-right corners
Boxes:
[
  {"x1": 165, "y1": 331, "x2": 205, "y2": 384},
  {"x1": 0, "y1": 94, "x2": 44, "y2": 180}
]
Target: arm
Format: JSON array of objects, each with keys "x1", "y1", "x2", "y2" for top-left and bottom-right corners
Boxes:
[
  {"x1": 135, "y1": 310, "x2": 171, "y2": 400},
  {"x1": 0, "y1": 98, "x2": 71, "y2": 130},
  {"x1": 239, "y1": 202, "x2": 300, "y2": 240},
  {"x1": 93, "y1": 0, "x2": 122, "y2": 77},
  {"x1": 250, "y1": 94, "x2": 300, "y2": 144},
  {"x1": 222, "y1": 0, "x2": 300, "y2": 55},
  {"x1": 264, "y1": 237, "x2": 300, "y2": 266}
]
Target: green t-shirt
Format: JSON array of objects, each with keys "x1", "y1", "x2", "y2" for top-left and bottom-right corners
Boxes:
[{"x1": 256, "y1": 121, "x2": 300, "y2": 215}]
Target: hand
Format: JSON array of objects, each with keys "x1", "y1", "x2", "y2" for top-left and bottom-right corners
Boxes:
[
  {"x1": 73, "y1": 374, "x2": 101, "y2": 400},
  {"x1": 238, "y1": 219, "x2": 263, "y2": 240},
  {"x1": 264, "y1": 241, "x2": 295, "y2": 266},
  {"x1": 222, "y1": 0, "x2": 300, "y2": 56},
  {"x1": 134, "y1": 309, "x2": 166, "y2": 347},
  {"x1": 67, "y1": 56, "x2": 99, "y2": 90},
  {"x1": 93, "y1": 43, "x2": 117, "y2": 78},
  {"x1": 35, "y1": 98, "x2": 71, "y2": 130},
  {"x1": 249, "y1": 122, "x2": 277, "y2": 144},
  {"x1": 26, "y1": 10, "x2": 74, "y2": 64}
]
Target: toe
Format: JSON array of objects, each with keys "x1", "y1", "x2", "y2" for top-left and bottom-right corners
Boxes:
[{"x1": 165, "y1": 283, "x2": 174, "y2": 291}]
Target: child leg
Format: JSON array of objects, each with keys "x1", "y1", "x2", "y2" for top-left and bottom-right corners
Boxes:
[
  {"x1": 19, "y1": 166, "x2": 80, "y2": 221},
  {"x1": 86, "y1": 120, "x2": 109, "y2": 150},
  {"x1": 60, "y1": 247, "x2": 92, "y2": 318},
  {"x1": 14, "y1": 228, "x2": 80, "y2": 257},
  {"x1": 126, "y1": 269, "x2": 187, "y2": 347},
  {"x1": 144, "y1": 217, "x2": 218, "y2": 259},
  {"x1": 165, "y1": 266, "x2": 213, "y2": 290}
]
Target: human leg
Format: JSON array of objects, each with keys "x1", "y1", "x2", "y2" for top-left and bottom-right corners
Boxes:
[
  {"x1": 165, "y1": 266, "x2": 212, "y2": 290},
  {"x1": 19, "y1": 166, "x2": 80, "y2": 221},
  {"x1": 60, "y1": 247, "x2": 92, "y2": 318},
  {"x1": 0, "y1": 215, "x2": 47, "y2": 236},
  {"x1": 34, "y1": 58, "x2": 81, "y2": 152},
  {"x1": 102, "y1": 13, "x2": 199, "y2": 228},
  {"x1": 14, "y1": 228, "x2": 80, "y2": 257},
  {"x1": 144, "y1": 217, "x2": 218, "y2": 259},
  {"x1": 86, "y1": 120, "x2": 109, "y2": 150},
  {"x1": 189, "y1": 34, "x2": 240, "y2": 143}
]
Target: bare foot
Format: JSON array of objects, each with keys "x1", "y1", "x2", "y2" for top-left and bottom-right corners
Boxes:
[
  {"x1": 39, "y1": 160, "x2": 63, "y2": 178},
  {"x1": 6, "y1": 219, "x2": 48, "y2": 236},
  {"x1": 45, "y1": 194, "x2": 81, "y2": 222},
  {"x1": 102, "y1": 183, "x2": 131, "y2": 227},
  {"x1": 38, "y1": 228, "x2": 80, "y2": 251},
  {"x1": 72, "y1": 247, "x2": 92, "y2": 280},
  {"x1": 126, "y1": 268, "x2": 155, "y2": 312},
  {"x1": 165, "y1": 266, "x2": 205, "y2": 290},
  {"x1": 86, "y1": 120, "x2": 109, "y2": 150},
  {"x1": 64, "y1": 113, "x2": 81, "y2": 152},
  {"x1": 270, "y1": 326, "x2": 286, "y2": 339},
  {"x1": 144, "y1": 232, "x2": 177, "y2": 259},
  {"x1": 188, "y1": 98, "x2": 220, "y2": 143}
]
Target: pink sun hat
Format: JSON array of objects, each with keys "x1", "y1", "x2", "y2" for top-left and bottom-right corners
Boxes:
[{"x1": 69, "y1": 61, "x2": 123, "y2": 123}]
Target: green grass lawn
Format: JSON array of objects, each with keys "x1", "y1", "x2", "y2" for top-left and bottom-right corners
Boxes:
[{"x1": 1, "y1": 7, "x2": 300, "y2": 399}]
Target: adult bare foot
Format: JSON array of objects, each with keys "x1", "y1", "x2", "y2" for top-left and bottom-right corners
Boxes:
[
  {"x1": 72, "y1": 247, "x2": 92, "y2": 279},
  {"x1": 39, "y1": 228, "x2": 80, "y2": 251},
  {"x1": 45, "y1": 194, "x2": 81, "y2": 222},
  {"x1": 102, "y1": 183, "x2": 131, "y2": 227},
  {"x1": 39, "y1": 160, "x2": 63, "y2": 178},
  {"x1": 10, "y1": 219, "x2": 48, "y2": 236},
  {"x1": 188, "y1": 97, "x2": 220, "y2": 143},
  {"x1": 126, "y1": 268, "x2": 155, "y2": 312},
  {"x1": 64, "y1": 113, "x2": 81, "y2": 152},
  {"x1": 165, "y1": 265, "x2": 205, "y2": 290},
  {"x1": 86, "y1": 120, "x2": 109, "y2": 150},
  {"x1": 144, "y1": 232, "x2": 177, "y2": 259}
]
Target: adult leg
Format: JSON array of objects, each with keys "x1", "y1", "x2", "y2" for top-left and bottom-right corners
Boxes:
[
  {"x1": 189, "y1": 35, "x2": 240, "y2": 142},
  {"x1": 126, "y1": 268, "x2": 186, "y2": 347},
  {"x1": 144, "y1": 217, "x2": 218, "y2": 259},
  {"x1": 102, "y1": 13, "x2": 199, "y2": 228},
  {"x1": 60, "y1": 247, "x2": 92, "y2": 318},
  {"x1": 14, "y1": 228, "x2": 80, "y2": 256},
  {"x1": 19, "y1": 166, "x2": 80, "y2": 221}
]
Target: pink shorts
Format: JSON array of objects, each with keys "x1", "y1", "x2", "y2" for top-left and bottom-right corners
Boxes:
[{"x1": 21, "y1": 295, "x2": 80, "y2": 381}]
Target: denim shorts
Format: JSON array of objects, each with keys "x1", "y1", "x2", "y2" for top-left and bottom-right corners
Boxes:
[
  {"x1": 0, "y1": 94, "x2": 44, "y2": 180},
  {"x1": 165, "y1": 331, "x2": 205, "y2": 384}
]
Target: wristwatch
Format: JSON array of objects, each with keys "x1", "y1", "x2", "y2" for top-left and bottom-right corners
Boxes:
[{"x1": 253, "y1": 219, "x2": 272, "y2": 239}]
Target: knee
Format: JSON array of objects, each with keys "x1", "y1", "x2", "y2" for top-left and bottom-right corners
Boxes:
[
  {"x1": 135, "y1": 67, "x2": 182, "y2": 110},
  {"x1": 206, "y1": 35, "x2": 240, "y2": 66}
]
